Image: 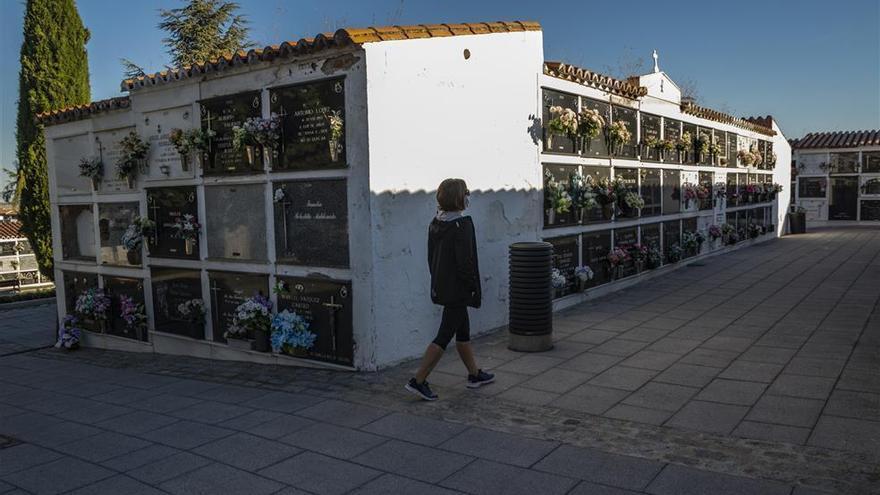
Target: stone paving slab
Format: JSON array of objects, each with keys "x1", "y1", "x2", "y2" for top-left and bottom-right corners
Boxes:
[{"x1": 2, "y1": 228, "x2": 880, "y2": 494}]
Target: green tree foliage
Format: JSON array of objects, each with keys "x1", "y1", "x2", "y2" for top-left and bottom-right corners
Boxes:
[
  {"x1": 159, "y1": 0, "x2": 252, "y2": 68},
  {"x1": 16, "y1": 0, "x2": 91, "y2": 279},
  {"x1": 2, "y1": 164, "x2": 22, "y2": 207}
]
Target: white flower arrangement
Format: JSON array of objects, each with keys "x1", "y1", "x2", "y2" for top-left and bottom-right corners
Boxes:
[
  {"x1": 273, "y1": 187, "x2": 286, "y2": 203},
  {"x1": 547, "y1": 106, "x2": 578, "y2": 137},
  {"x1": 551, "y1": 268, "x2": 567, "y2": 289},
  {"x1": 574, "y1": 265, "x2": 594, "y2": 282}
]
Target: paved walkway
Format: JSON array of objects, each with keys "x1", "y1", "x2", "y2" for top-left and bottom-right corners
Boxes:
[
  {"x1": 1, "y1": 228, "x2": 878, "y2": 494},
  {"x1": 0, "y1": 301, "x2": 56, "y2": 356}
]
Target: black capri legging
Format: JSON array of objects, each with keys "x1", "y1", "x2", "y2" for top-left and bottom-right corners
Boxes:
[{"x1": 432, "y1": 306, "x2": 470, "y2": 350}]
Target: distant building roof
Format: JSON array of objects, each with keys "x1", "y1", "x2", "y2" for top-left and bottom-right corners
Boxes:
[
  {"x1": 0, "y1": 220, "x2": 24, "y2": 240},
  {"x1": 542, "y1": 61, "x2": 648, "y2": 99},
  {"x1": 790, "y1": 130, "x2": 880, "y2": 150}
]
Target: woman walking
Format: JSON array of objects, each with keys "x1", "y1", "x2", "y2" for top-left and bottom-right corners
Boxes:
[{"x1": 406, "y1": 178, "x2": 495, "y2": 401}]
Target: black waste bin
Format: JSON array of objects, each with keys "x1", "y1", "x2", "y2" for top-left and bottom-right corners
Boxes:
[
  {"x1": 508, "y1": 241, "x2": 553, "y2": 352},
  {"x1": 788, "y1": 211, "x2": 806, "y2": 234}
]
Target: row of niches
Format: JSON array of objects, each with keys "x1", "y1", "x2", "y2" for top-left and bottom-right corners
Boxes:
[
  {"x1": 60, "y1": 270, "x2": 353, "y2": 367},
  {"x1": 543, "y1": 164, "x2": 780, "y2": 228},
  {"x1": 546, "y1": 206, "x2": 774, "y2": 299},
  {"x1": 58, "y1": 180, "x2": 349, "y2": 268},
  {"x1": 793, "y1": 151, "x2": 880, "y2": 175},
  {"x1": 53, "y1": 77, "x2": 347, "y2": 196},
  {"x1": 542, "y1": 89, "x2": 777, "y2": 170}
]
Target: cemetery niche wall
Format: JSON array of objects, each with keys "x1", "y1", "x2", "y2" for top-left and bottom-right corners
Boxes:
[{"x1": 41, "y1": 21, "x2": 789, "y2": 369}]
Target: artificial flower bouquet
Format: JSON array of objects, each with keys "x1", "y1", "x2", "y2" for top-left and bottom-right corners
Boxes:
[
  {"x1": 116, "y1": 131, "x2": 150, "y2": 183},
  {"x1": 607, "y1": 121, "x2": 632, "y2": 154},
  {"x1": 233, "y1": 114, "x2": 282, "y2": 152},
  {"x1": 226, "y1": 295, "x2": 272, "y2": 343},
  {"x1": 55, "y1": 315, "x2": 82, "y2": 350},
  {"x1": 121, "y1": 217, "x2": 156, "y2": 252},
  {"x1": 178, "y1": 298, "x2": 207, "y2": 326},
  {"x1": 578, "y1": 108, "x2": 605, "y2": 140},
  {"x1": 75, "y1": 288, "x2": 111, "y2": 329},
  {"x1": 79, "y1": 157, "x2": 103, "y2": 184},
  {"x1": 171, "y1": 214, "x2": 200, "y2": 243},
  {"x1": 271, "y1": 310, "x2": 317, "y2": 356},
  {"x1": 119, "y1": 295, "x2": 147, "y2": 337},
  {"x1": 546, "y1": 106, "x2": 578, "y2": 148}
]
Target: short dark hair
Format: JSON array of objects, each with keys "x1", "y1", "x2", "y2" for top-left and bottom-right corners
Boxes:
[{"x1": 436, "y1": 178, "x2": 469, "y2": 211}]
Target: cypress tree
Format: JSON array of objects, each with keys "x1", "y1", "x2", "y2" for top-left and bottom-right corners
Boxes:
[{"x1": 16, "y1": 0, "x2": 91, "y2": 279}]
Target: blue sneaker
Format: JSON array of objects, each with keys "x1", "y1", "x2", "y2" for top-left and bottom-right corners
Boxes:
[
  {"x1": 467, "y1": 369, "x2": 495, "y2": 388},
  {"x1": 405, "y1": 378, "x2": 438, "y2": 401}
]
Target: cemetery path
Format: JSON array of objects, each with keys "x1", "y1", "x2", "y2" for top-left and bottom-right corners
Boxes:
[
  {"x1": 2, "y1": 227, "x2": 879, "y2": 494},
  {"x1": 0, "y1": 300, "x2": 56, "y2": 356}
]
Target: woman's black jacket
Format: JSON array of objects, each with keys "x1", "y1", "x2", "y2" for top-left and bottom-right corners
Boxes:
[{"x1": 427, "y1": 216, "x2": 481, "y2": 308}]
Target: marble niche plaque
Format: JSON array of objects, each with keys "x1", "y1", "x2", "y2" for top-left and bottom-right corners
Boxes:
[
  {"x1": 581, "y1": 97, "x2": 611, "y2": 157},
  {"x1": 613, "y1": 227, "x2": 638, "y2": 277},
  {"x1": 662, "y1": 169, "x2": 681, "y2": 215},
  {"x1": 640, "y1": 113, "x2": 661, "y2": 161},
  {"x1": 542, "y1": 89, "x2": 578, "y2": 154},
  {"x1": 62, "y1": 271, "x2": 98, "y2": 320},
  {"x1": 581, "y1": 229, "x2": 612, "y2": 288},
  {"x1": 583, "y1": 166, "x2": 611, "y2": 223},
  {"x1": 98, "y1": 202, "x2": 140, "y2": 266},
  {"x1": 151, "y1": 267, "x2": 204, "y2": 340},
  {"x1": 200, "y1": 91, "x2": 263, "y2": 174},
  {"x1": 640, "y1": 168, "x2": 662, "y2": 217},
  {"x1": 543, "y1": 164, "x2": 578, "y2": 227},
  {"x1": 205, "y1": 184, "x2": 267, "y2": 261},
  {"x1": 663, "y1": 220, "x2": 681, "y2": 262},
  {"x1": 53, "y1": 134, "x2": 92, "y2": 195},
  {"x1": 640, "y1": 223, "x2": 662, "y2": 262},
  {"x1": 104, "y1": 276, "x2": 147, "y2": 342},
  {"x1": 274, "y1": 179, "x2": 349, "y2": 268},
  {"x1": 547, "y1": 235, "x2": 578, "y2": 297},
  {"x1": 615, "y1": 168, "x2": 639, "y2": 219},
  {"x1": 144, "y1": 105, "x2": 196, "y2": 179},
  {"x1": 727, "y1": 133, "x2": 739, "y2": 168},
  {"x1": 208, "y1": 271, "x2": 268, "y2": 343},
  {"x1": 682, "y1": 217, "x2": 698, "y2": 258},
  {"x1": 59, "y1": 205, "x2": 95, "y2": 261},
  {"x1": 276, "y1": 276, "x2": 354, "y2": 366},
  {"x1": 94, "y1": 127, "x2": 136, "y2": 193},
  {"x1": 146, "y1": 187, "x2": 199, "y2": 259},
  {"x1": 860, "y1": 200, "x2": 880, "y2": 221},
  {"x1": 270, "y1": 77, "x2": 347, "y2": 170},
  {"x1": 663, "y1": 118, "x2": 681, "y2": 164},
  {"x1": 611, "y1": 106, "x2": 638, "y2": 158}
]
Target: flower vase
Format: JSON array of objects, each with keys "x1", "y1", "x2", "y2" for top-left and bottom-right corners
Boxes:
[
  {"x1": 184, "y1": 238, "x2": 194, "y2": 256},
  {"x1": 92, "y1": 178, "x2": 100, "y2": 191},
  {"x1": 181, "y1": 153, "x2": 190, "y2": 172},
  {"x1": 245, "y1": 145, "x2": 256, "y2": 166},
  {"x1": 546, "y1": 134, "x2": 553, "y2": 150},
  {"x1": 126, "y1": 248, "x2": 142, "y2": 266},
  {"x1": 582, "y1": 137, "x2": 592, "y2": 153},
  {"x1": 577, "y1": 279, "x2": 587, "y2": 293},
  {"x1": 577, "y1": 208, "x2": 586, "y2": 224},
  {"x1": 253, "y1": 328, "x2": 270, "y2": 353},
  {"x1": 329, "y1": 140, "x2": 340, "y2": 162},
  {"x1": 283, "y1": 345, "x2": 308, "y2": 357},
  {"x1": 127, "y1": 177, "x2": 135, "y2": 189},
  {"x1": 546, "y1": 209, "x2": 556, "y2": 225}
]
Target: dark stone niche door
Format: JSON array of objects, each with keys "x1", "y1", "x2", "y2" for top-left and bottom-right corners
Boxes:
[
  {"x1": 104, "y1": 276, "x2": 147, "y2": 342},
  {"x1": 208, "y1": 272, "x2": 268, "y2": 343},
  {"x1": 276, "y1": 277, "x2": 353, "y2": 366},
  {"x1": 273, "y1": 179, "x2": 349, "y2": 268},
  {"x1": 200, "y1": 91, "x2": 264, "y2": 174},
  {"x1": 270, "y1": 77, "x2": 346, "y2": 170},
  {"x1": 146, "y1": 187, "x2": 199, "y2": 260}
]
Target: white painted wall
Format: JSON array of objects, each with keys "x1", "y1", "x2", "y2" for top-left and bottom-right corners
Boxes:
[{"x1": 363, "y1": 31, "x2": 545, "y2": 367}]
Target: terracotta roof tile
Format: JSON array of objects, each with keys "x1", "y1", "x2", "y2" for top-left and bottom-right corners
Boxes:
[
  {"x1": 791, "y1": 130, "x2": 880, "y2": 150},
  {"x1": 35, "y1": 96, "x2": 130, "y2": 126},
  {"x1": 681, "y1": 103, "x2": 776, "y2": 136},
  {"x1": 543, "y1": 61, "x2": 648, "y2": 100},
  {"x1": 121, "y1": 21, "x2": 540, "y2": 91},
  {"x1": 0, "y1": 220, "x2": 24, "y2": 241}
]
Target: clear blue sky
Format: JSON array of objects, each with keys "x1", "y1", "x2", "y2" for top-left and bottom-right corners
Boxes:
[{"x1": 2, "y1": 0, "x2": 879, "y2": 186}]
